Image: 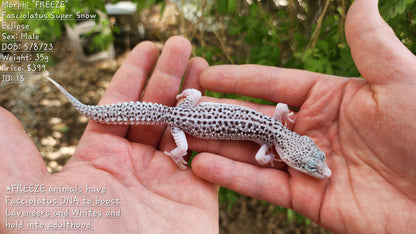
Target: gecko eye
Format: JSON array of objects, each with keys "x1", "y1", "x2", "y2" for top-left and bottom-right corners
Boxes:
[{"x1": 304, "y1": 163, "x2": 317, "y2": 172}]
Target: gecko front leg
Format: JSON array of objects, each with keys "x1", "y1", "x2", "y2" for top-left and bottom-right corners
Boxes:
[
  {"x1": 274, "y1": 103, "x2": 295, "y2": 127},
  {"x1": 255, "y1": 144, "x2": 277, "y2": 166},
  {"x1": 255, "y1": 103, "x2": 294, "y2": 166}
]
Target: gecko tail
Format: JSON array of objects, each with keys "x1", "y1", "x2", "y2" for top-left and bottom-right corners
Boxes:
[
  {"x1": 46, "y1": 77, "x2": 88, "y2": 112},
  {"x1": 46, "y1": 77, "x2": 170, "y2": 125}
]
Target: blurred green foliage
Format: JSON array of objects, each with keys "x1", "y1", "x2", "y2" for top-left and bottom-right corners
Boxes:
[
  {"x1": 379, "y1": 0, "x2": 416, "y2": 53},
  {"x1": 194, "y1": 0, "x2": 416, "y2": 78},
  {"x1": 219, "y1": 187, "x2": 240, "y2": 211}
]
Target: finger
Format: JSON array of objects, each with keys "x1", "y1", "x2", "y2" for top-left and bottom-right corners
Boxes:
[
  {"x1": 200, "y1": 65, "x2": 327, "y2": 107},
  {"x1": 186, "y1": 136, "x2": 287, "y2": 170},
  {"x1": 83, "y1": 41, "x2": 159, "y2": 137},
  {"x1": 191, "y1": 152, "x2": 292, "y2": 208},
  {"x1": 159, "y1": 57, "x2": 209, "y2": 157},
  {"x1": 345, "y1": 0, "x2": 416, "y2": 85},
  {"x1": 181, "y1": 57, "x2": 209, "y2": 91},
  {"x1": 0, "y1": 107, "x2": 48, "y2": 181},
  {"x1": 127, "y1": 36, "x2": 192, "y2": 145}
]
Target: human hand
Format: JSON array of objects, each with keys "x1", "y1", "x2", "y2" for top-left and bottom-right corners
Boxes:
[
  {"x1": 190, "y1": 0, "x2": 416, "y2": 233},
  {"x1": 0, "y1": 36, "x2": 218, "y2": 233}
]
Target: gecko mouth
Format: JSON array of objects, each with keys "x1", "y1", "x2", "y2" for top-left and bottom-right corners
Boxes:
[{"x1": 320, "y1": 167, "x2": 332, "y2": 178}]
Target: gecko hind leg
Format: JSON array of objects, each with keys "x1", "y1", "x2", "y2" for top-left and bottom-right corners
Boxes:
[
  {"x1": 164, "y1": 89, "x2": 201, "y2": 169},
  {"x1": 164, "y1": 127, "x2": 189, "y2": 169},
  {"x1": 176, "y1": 89, "x2": 201, "y2": 109}
]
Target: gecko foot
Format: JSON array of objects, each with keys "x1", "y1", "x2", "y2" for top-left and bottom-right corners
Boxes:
[
  {"x1": 176, "y1": 89, "x2": 201, "y2": 109},
  {"x1": 284, "y1": 112, "x2": 295, "y2": 127},
  {"x1": 255, "y1": 144, "x2": 278, "y2": 166},
  {"x1": 256, "y1": 154, "x2": 276, "y2": 166},
  {"x1": 164, "y1": 150, "x2": 188, "y2": 169},
  {"x1": 166, "y1": 126, "x2": 189, "y2": 169},
  {"x1": 274, "y1": 103, "x2": 295, "y2": 127}
]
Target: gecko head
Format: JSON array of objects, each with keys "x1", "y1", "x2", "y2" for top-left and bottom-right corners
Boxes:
[{"x1": 276, "y1": 135, "x2": 331, "y2": 179}]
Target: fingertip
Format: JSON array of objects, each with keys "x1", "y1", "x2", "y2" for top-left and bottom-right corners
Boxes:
[
  {"x1": 190, "y1": 56, "x2": 209, "y2": 70},
  {"x1": 158, "y1": 36, "x2": 192, "y2": 76},
  {"x1": 182, "y1": 57, "x2": 209, "y2": 91},
  {"x1": 103, "y1": 41, "x2": 160, "y2": 105},
  {"x1": 140, "y1": 36, "x2": 192, "y2": 104},
  {"x1": 132, "y1": 40, "x2": 160, "y2": 53},
  {"x1": 345, "y1": 0, "x2": 388, "y2": 53},
  {"x1": 122, "y1": 40, "x2": 160, "y2": 68},
  {"x1": 346, "y1": 0, "x2": 416, "y2": 84},
  {"x1": 345, "y1": 0, "x2": 380, "y2": 36},
  {"x1": 165, "y1": 35, "x2": 192, "y2": 51}
]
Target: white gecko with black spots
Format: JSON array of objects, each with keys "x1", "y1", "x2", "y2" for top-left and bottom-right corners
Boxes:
[{"x1": 47, "y1": 77, "x2": 331, "y2": 178}]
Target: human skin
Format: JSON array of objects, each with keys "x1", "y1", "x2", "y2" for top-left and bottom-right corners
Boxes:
[
  {"x1": 190, "y1": 0, "x2": 416, "y2": 233},
  {"x1": 0, "y1": 36, "x2": 219, "y2": 233}
]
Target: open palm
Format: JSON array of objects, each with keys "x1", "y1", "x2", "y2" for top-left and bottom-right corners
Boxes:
[
  {"x1": 0, "y1": 37, "x2": 218, "y2": 233},
  {"x1": 191, "y1": 0, "x2": 416, "y2": 233}
]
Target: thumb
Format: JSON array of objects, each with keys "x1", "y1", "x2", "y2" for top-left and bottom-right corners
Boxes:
[{"x1": 345, "y1": 0, "x2": 416, "y2": 85}]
